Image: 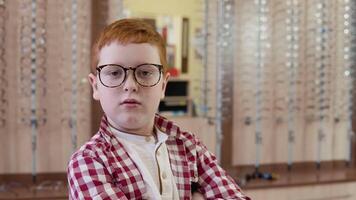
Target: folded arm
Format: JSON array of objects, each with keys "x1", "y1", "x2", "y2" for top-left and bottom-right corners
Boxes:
[{"x1": 195, "y1": 140, "x2": 250, "y2": 200}]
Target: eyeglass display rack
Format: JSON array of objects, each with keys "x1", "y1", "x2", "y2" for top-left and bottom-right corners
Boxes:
[
  {"x1": 0, "y1": 0, "x2": 92, "y2": 197},
  {"x1": 201, "y1": 0, "x2": 356, "y2": 186},
  {"x1": 337, "y1": 0, "x2": 356, "y2": 166}
]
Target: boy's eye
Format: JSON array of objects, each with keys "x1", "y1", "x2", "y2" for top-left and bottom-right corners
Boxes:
[
  {"x1": 138, "y1": 70, "x2": 152, "y2": 77},
  {"x1": 102, "y1": 66, "x2": 124, "y2": 77},
  {"x1": 110, "y1": 70, "x2": 121, "y2": 76},
  {"x1": 104, "y1": 70, "x2": 121, "y2": 76}
]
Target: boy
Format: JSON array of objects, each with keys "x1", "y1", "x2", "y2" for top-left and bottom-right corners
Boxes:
[{"x1": 67, "y1": 18, "x2": 250, "y2": 200}]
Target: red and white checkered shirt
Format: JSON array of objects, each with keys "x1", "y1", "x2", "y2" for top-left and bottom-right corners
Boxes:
[{"x1": 67, "y1": 114, "x2": 250, "y2": 200}]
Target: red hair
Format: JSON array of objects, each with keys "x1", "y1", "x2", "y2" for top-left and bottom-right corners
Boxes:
[{"x1": 91, "y1": 18, "x2": 168, "y2": 73}]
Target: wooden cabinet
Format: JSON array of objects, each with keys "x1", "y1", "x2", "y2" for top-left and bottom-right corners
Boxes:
[{"x1": 246, "y1": 182, "x2": 356, "y2": 200}]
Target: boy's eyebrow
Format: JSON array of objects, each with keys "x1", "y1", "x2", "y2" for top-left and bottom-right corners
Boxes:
[
  {"x1": 97, "y1": 63, "x2": 124, "y2": 68},
  {"x1": 99, "y1": 63, "x2": 160, "y2": 68}
]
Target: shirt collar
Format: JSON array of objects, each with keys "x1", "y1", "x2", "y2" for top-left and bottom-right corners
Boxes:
[
  {"x1": 108, "y1": 123, "x2": 168, "y2": 145},
  {"x1": 98, "y1": 113, "x2": 182, "y2": 141}
]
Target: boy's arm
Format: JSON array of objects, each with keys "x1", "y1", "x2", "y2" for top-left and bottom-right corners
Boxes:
[
  {"x1": 67, "y1": 154, "x2": 128, "y2": 200},
  {"x1": 195, "y1": 140, "x2": 250, "y2": 200}
]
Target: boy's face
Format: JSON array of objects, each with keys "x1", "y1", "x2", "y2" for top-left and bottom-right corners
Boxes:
[{"x1": 88, "y1": 42, "x2": 169, "y2": 136}]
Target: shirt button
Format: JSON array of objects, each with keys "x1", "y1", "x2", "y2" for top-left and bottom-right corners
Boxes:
[
  {"x1": 161, "y1": 172, "x2": 167, "y2": 179},
  {"x1": 156, "y1": 150, "x2": 160, "y2": 156},
  {"x1": 145, "y1": 136, "x2": 151, "y2": 142}
]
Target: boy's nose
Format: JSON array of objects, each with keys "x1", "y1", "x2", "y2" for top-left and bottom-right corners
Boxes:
[{"x1": 123, "y1": 72, "x2": 138, "y2": 92}]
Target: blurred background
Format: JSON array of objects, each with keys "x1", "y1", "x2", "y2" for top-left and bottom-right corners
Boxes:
[{"x1": 1, "y1": 0, "x2": 356, "y2": 199}]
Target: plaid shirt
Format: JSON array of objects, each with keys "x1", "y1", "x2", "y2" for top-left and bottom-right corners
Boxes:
[{"x1": 67, "y1": 114, "x2": 250, "y2": 200}]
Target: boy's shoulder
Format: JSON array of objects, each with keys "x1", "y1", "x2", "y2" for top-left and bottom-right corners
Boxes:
[
  {"x1": 155, "y1": 114, "x2": 198, "y2": 143},
  {"x1": 70, "y1": 132, "x2": 112, "y2": 161}
]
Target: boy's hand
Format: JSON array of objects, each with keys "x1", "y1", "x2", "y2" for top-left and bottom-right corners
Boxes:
[{"x1": 192, "y1": 192, "x2": 205, "y2": 200}]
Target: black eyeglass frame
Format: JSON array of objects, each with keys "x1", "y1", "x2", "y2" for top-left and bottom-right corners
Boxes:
[{"x1": 96, "y1": 63, "x2": 163, "y2": 88}]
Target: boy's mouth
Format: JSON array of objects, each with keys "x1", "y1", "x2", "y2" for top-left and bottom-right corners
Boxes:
[{"x1": 121, "y1": 99, "x2": 141, "y2": 105}]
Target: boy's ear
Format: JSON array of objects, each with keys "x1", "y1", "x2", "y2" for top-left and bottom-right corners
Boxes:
[
  {"x1": 161, "y1": 72, "x2": 170, "y2": 99},
  {"x1": 88, "y1": 73, "x2": 100, "y2": 100}
]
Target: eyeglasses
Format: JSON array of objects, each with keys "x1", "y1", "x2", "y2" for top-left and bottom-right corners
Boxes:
[{"x1": 96, "y1": 63, "x2": 163, "y2": 88}]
